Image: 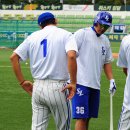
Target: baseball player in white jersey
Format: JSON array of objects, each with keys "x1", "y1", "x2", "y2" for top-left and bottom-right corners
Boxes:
[
  {"x1": 72, "y1": 11, "x2": 116, "y2": 130},
  {"x1": 10, "y1": 12, "x2": 78, "y2": 130},
  {"x1": 117, "y1": 35, "x2": 130, "y2": 130}
]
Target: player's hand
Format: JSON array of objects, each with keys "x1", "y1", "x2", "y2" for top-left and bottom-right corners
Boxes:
[
  {"x1": 20, "y1": 80, "x2": 33, "y2": 96},
  {"x1": 62, "y1": 83, "x2": 76, "y2": 100},
  {"x1": 109, "y1": 79, "x2": 116, "y2": 96}
]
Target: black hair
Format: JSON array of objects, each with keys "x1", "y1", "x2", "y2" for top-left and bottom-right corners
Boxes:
[{"x1": 40, "y1": 18, "x2": 56, "y2": 28}]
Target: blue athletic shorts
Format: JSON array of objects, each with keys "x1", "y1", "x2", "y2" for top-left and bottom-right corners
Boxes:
[{"x1": 72, "y1": 84, "x2": 100, "y2": 119}]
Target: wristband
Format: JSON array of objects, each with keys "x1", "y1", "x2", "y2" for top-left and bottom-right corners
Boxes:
[{"x1": 20, "y1": 80, "x2": 26, "y2": 85}]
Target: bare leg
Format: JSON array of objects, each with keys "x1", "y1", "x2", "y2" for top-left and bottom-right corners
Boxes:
[{"x1": 75, "y1": 118, "x2": 90, "y2": 130}]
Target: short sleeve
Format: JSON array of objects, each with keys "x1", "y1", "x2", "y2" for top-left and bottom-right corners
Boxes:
[
  {"x1": 104, "y1": 37, "x2": 113, "y2": 63},
  {"x1": 14, "y1": 37, "x2": 30, "y2": 61},
  {"x1": 74, "y1": 29, "x2": 85, "y2": 50},
  {"x1": 117, "y1": 41, "x2": 127, "y2": 68},
  {"x1": 65, "y1": 34, "x2": 78, "y2": 56}
]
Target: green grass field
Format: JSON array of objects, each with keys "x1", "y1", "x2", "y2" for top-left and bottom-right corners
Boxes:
[{"x1": 0, "y1": 42, "x2": 125, "y2": 130}]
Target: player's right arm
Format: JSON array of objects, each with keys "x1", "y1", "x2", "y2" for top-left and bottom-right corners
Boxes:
[
  {"x1": 10, "y1": 52, "x2": 33, "y2": 95},
  {"x1": 10, "y1": 53, "x2": 33, "y2": 96},
  {"x1": 10, "y1": 36, "x2": 33, "y2": 96},
  {"x1": 10, "y1": 53, "x2": 25, "y2": 84}
]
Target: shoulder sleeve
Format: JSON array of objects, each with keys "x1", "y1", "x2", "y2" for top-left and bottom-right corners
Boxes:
[
  {"x1": 65, "y1": 33, "x2": 79, "y2": 56},
  {"x1": 104, "y1": 36, "x2": 113, "y2": 63},
  {"x1": 14, "y1": 36, "x2": 30, "y2": 61},
  {"x1": 74, "y1": 29, "x2": 85, "y2": 50},
  {"x1": 117, "y1": 38, "x2": 127, "y2": 68}
]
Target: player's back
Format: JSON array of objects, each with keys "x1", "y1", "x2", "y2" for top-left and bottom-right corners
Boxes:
[{"x1": 27, "y1": 25, "x2": 73, "y2": 80}]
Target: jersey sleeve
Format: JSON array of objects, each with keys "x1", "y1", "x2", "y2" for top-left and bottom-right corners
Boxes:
[
  {"x1": 117, "y1": 39, "x2": 127, "y2": 68},
  {"x1": 65, "y1": 33, "x2": 78, "y2": 56},
  {"x1": 14, "y1": 37, "x2": 30, "y2": 61},
  {"x1": 104, "y1": 37, "x2": 113, "y2": 64},
  {"x1": 74, "y1": 29, "x2": 85, "y2": 50}
]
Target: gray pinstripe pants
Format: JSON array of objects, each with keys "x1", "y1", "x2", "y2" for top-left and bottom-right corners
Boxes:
[{"x1": 32, "y1": 79, "x2": 71, "y2": 130}]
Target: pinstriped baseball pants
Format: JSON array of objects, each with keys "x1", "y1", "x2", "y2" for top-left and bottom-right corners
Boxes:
[{"x1": 32, "y1": 79, "x2": 71, "y2": 130}]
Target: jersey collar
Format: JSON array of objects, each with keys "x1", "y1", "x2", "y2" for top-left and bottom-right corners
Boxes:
[{"x1": 91, "y1": 26, "x2": 101, "y2": 37}]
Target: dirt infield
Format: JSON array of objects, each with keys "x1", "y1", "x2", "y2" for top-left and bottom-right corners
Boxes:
[{"x1": 113, "y1": 53, "x2": 118, "y2": 59}]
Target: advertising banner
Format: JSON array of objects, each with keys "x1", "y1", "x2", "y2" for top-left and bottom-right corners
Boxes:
[
  {"x1": 105, "y1": 33, "x2": 127, "y2": 42},
  {"x1": 0, "y1": 4, "x2": 63, "y2": 10},
  {"x1": 63, "y1": 5, "x2": 93, "y2": 11},
  {"x1": 94, "y1": 4, "x2": 130, "y2": 11}
]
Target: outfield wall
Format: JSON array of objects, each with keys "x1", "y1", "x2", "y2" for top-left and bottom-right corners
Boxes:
[
  {"x1": 0, "y1": 7, "x2": 129, "y2": 48},
  {"x1": 0, "y1": 10, "x2": 129, "y2": 16},
  {"x1": 0, "y1": 31, "x2": 127, "y2": 48}
]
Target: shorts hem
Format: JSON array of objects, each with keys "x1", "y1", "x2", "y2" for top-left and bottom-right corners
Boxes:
[{"x1": 72, "y1": 116, "x2": 98, "y2": 119}]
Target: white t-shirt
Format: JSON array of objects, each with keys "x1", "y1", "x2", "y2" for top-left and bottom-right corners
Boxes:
[
  {"x1": 14, "y1": 25, "x2": 78, "y2": 80},
  {"x1": 74, "y1": 27, "x2": 113, "y2": 90},
  {"x1": 117, "y1": 35, "x2": 130, "y2": 110}
]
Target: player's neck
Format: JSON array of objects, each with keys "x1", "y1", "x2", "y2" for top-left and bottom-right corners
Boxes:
[{"x1": 91, "y1": 26, "x2": 101, "y2": 37}]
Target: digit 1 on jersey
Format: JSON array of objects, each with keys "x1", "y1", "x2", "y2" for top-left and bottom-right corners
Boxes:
[{"x1": 41, "y1": 39, "x2": 47, "y2": 57}]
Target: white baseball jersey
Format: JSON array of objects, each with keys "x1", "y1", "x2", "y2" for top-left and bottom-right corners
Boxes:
[
  {"x1": 14, "y1": 25, "x2": 78, "y2": 80},
  {"x1": 117, "y1": 35, "x2": 130, "y2": 110},
  {"x1": 74, "y1": 27, "x2": 113, "y2": 90}
]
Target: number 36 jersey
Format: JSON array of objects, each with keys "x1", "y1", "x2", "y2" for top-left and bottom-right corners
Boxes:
[{"x1": 14, "y1": 25, "x2": 78, "y2": 80}]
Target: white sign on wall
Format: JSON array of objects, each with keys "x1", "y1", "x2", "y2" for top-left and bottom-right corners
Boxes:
[{"x1": 63, "y1": 5, "x2": 94, "y2": 11}]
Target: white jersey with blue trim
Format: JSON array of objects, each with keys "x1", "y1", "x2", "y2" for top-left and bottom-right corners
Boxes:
[
  {"x1": 75, "y1": 27, "x2": 113, "y2": 90},
  {"x1": 117, "y1": 35, "x2": 130, "y2": 110},
  {"x1": 14, "y1": 25, "x2": 78, "y2": 80}
]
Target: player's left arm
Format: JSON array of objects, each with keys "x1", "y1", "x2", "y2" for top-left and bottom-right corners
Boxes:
[
  {"x1": 62, "y1": 33, "x2": 78, "y2": 99},
  {"x1": 104, "y1": 63, "x2": 113, "y2": 80},
  {"x1": 104, "y1": 38, "x2": 116, "y2": 95},
  {"x1": 104, "y1": 63, "x2": 116, "y2": 96}
]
